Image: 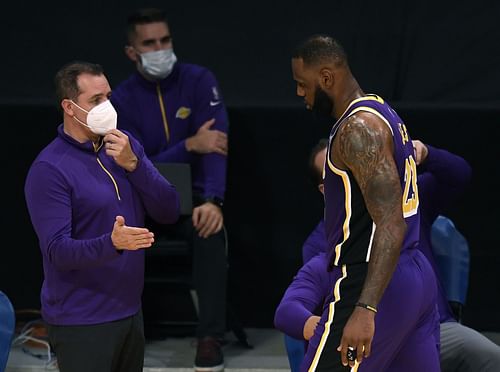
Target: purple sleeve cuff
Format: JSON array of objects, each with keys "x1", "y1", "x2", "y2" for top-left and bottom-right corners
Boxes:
[
  {"x1": 274, "y1": 300, "x2": 313, "y2": 340},
  {"x1": 274, "y1": 254, "x2": 329, "y2": 339}
]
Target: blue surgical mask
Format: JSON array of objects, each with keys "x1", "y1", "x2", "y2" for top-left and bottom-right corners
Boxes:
[{"x1": 139, "y1": 48, "x2": 177, "y2": 80}]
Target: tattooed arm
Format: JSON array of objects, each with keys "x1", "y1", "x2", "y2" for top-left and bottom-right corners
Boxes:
[{"x1": 331, "y1": 112, "x2": 407, "y2": 366}]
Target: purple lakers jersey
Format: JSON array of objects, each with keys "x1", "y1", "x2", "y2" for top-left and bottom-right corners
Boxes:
[{"x1": 324, "y1": 95, "x2": 420, "y2": 266}]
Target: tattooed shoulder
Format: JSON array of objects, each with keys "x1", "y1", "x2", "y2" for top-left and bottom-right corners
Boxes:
[
  {"x1": 338, "y1": 114, "x2": 386, "y2": 164},
  {"x1": 335, "y1": 113, "x2": 396, "y2": 189}
]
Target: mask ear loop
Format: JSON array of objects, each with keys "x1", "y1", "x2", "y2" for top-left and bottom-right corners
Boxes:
[
  {"x1": 69, "y1": 100, "x2": 89, "y2": 114},
  {"x1": 130, "y1": 47, "x2": 145, "y2": 66},
  {"x1": 69, "y1": 100, "x2": 92, "y2": 129}
]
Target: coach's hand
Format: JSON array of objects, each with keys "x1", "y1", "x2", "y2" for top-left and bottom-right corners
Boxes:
[{"x1": 111, "y1": 216, "x2": 154, "y2": 250}]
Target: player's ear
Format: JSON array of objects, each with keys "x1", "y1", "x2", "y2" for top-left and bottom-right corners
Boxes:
[{"x1": 319, "y1": 68, "x2": 334, "y2": 89}]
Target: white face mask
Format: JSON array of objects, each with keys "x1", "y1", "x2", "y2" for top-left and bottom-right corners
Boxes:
[
  {"x1": 139, "y1": 48, "x2": 177, "y2": 80},
  {"x1": 71, "y1": 100, "x2": 117, "y2": 136}
]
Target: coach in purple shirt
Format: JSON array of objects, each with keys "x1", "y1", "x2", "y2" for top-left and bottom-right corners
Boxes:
[
  {"x1": 110, "y1": 8, "x2": 229, "y2": 371},
  {"x1": 275, "y1": 139, "x2": 500, "y2": 372},
  {"x1": 24, "y1": 61, "x2": 179, "y2": 372}
]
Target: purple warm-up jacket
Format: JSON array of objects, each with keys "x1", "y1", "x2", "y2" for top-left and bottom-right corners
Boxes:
[
  {"x1": 24, "y1": 124, "x2": 180, "y2": 325},
  {"x1": 111, "y1": 62, "x2": 229, "y2": 200}
]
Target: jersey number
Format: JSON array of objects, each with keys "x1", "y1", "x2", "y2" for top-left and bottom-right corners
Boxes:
[{"x1": 402, "y1": 155, "x2": 419, "y2": 217}]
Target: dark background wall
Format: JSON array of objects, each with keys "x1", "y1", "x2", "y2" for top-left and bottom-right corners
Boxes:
[
  {"x1": 2, "y1": 0, "x2": 499, "y2": 106},
  {"x1": 1, "y1": 0, "x2": 500, "y2": 332}
]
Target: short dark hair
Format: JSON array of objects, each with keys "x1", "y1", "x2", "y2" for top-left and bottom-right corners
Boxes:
[
  {"x1": 308, "y1": 138, "x2": 329, "y2": 185},
  {"x1": 54, "y1": 61, "x2": 104, "y2": 109},
  {"x1": 293, "y1": 34, "x2": 347, "y2": 68},
  {"x1": 126, "y1": 8, "x2": 168, "y2": 44}
]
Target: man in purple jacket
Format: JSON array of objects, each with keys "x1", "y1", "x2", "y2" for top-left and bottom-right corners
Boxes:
[
  {"x1": 275, "y1": 138, "x2": 500, "y2": 371},
  {"x1": 110, "y1": 8, "x2": 229, "y2": 371},
  {"x1": 24, "y1": 61, "x2": 180, "y2": 372}
]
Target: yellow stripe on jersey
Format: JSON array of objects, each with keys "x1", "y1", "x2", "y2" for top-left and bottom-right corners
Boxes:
[
  {"x1": 365, "y1": 222, "x2": 376, "y2": 262},
  {"x1": 335, "y1": 95, "x2": 385, "y2": 124},
  {"x1": 348, "y1": 106, "x2": 394, "y2": 136},
  {"x1": 327, "y1": 102, "x2": 391, "y2": 265},
  {"x1": 308, "y1": 265, "x2": 348, "y2": 372},
  {"x1": 326, "y1": 156, "x2": 352, "y2": 266}
]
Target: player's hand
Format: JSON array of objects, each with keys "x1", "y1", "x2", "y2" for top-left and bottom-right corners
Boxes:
[
  {"x1": 303, "y1": 315, "x2": 321, "y2": 340},
  {"x1": 103, "y1": 129, "x2": 138, "y2": 172},
  {"x1": 186, "y1": 119, "x2": 228, "y2": 155},
  {"x1": 111, "y1": 216, "x2": 154, "y2": 250},
  {"x1": 192, "y1": 202, "x2": 223, "y2": 238},
  {"x1": 412, "y1": 140, "x2": 428, "y2": 166},
  {"x1": 337, "y1": 306, "x2": 375, "y2": 367}
]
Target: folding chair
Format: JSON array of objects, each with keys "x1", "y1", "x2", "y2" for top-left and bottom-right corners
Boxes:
[
  {"x1": 142, "y1": 163, "x2": 198, "y2": 336},
  {"x1": 431, "y1": 215, "x2": 470, "y2": 323},
  {"x1": 0, "y1": 291, "x2": 15, "y2": 371}
]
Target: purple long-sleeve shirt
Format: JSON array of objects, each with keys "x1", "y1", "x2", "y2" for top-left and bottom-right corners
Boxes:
[
  {"x1": 302, "y1": 220, "x2": 328, "y2": 264},
  {"x1": 274, "y1": 145, "x2": 471, "y2": 337},
  {"x1": 111, "y1": 63, "x2": 229, "y2": 200},
  {"x1": 24, "y1": 125, "x2": 180, "y2": 326},
  {"x1": 417, "y1": 145, "x2": 472, "y2": 322},
  {"x1": 274, "y1": 253, "x2": 339, "y2": 340}
]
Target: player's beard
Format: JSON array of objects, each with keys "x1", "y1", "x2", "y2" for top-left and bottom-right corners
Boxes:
[{"x1": 312, "y1": 85, "x2": 334, "y2": 119}]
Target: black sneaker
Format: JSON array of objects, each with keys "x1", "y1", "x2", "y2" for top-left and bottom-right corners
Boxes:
[{"x1": 194, "y1": 336, "x2": 224, "y2": 371}]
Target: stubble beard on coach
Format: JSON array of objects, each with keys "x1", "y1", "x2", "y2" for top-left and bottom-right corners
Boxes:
[{"x1": 311, "y1": 85, "x2": 335, "y2": 119}]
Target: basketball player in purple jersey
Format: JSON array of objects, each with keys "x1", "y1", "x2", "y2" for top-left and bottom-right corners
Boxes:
[{"x1": 291, "y1": 35, "x2": 440, "y2": 371}]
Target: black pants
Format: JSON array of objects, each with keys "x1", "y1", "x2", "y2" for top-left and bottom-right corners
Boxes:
[
  {"x1": 169, "y1": 215, "x2": 228, "y2": 339},
  {"x1": 48, "y1": 311, "x2": 144, "y2": 372}
]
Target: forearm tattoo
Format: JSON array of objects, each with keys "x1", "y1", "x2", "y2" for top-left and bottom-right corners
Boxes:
[{"x1": 336, "y1": 115, "x2": 406, "y2": 306}]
